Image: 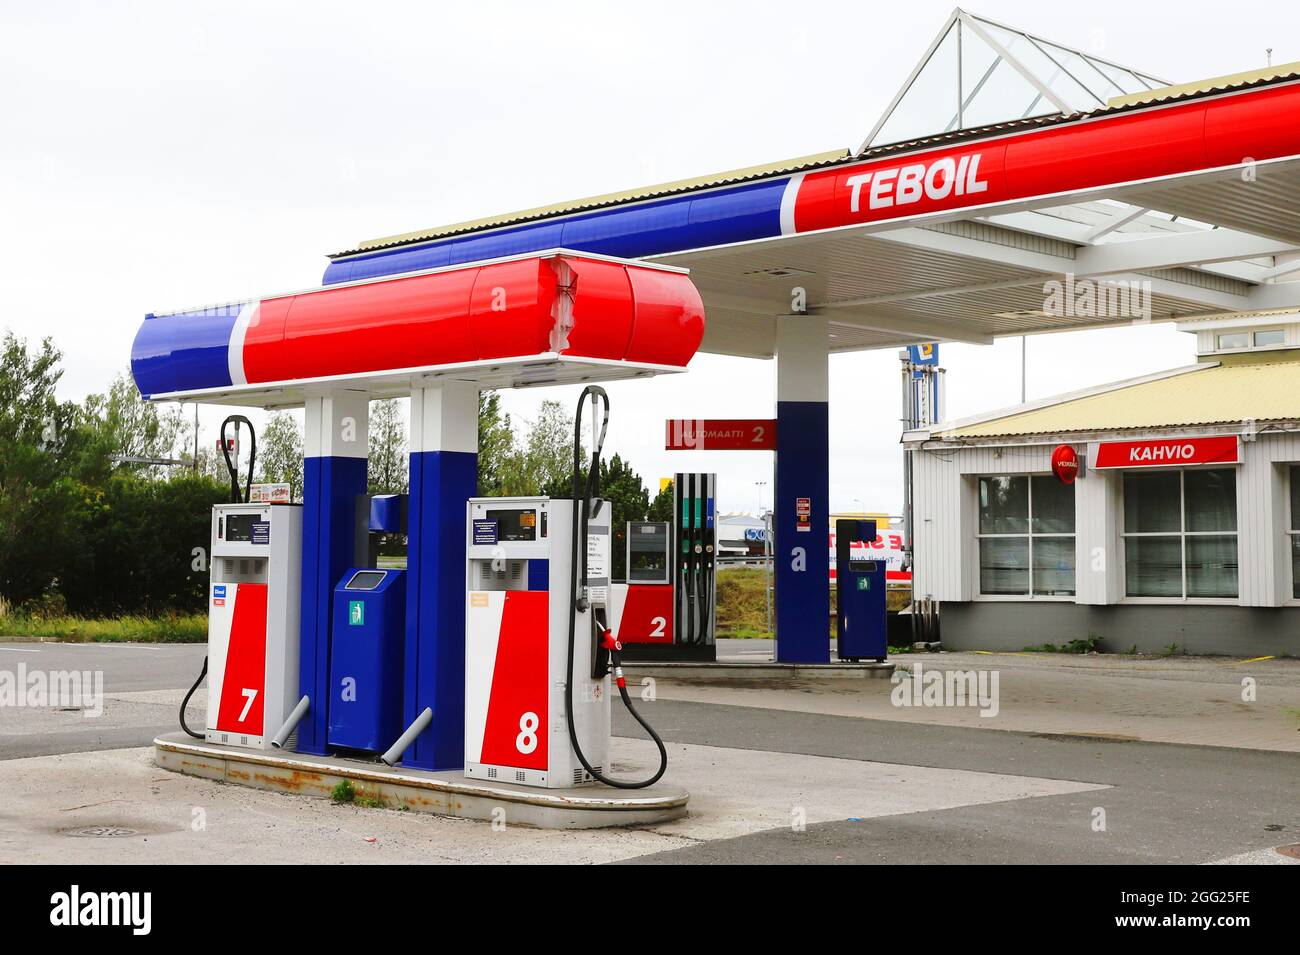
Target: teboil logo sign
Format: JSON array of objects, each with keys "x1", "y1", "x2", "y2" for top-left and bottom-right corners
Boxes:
[{"x1": 49, "y1": 885, "x2": 151, "y2": 935}]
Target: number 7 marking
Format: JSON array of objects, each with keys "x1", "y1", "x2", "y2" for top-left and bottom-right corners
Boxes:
[{"x1": 239, "y1": 688, "x2": 258, "y2": 722}]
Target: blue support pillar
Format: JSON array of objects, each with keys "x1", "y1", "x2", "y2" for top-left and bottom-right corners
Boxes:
[
  {"x1": 402, "y1": 383, "x2": 478, "y2": 771},
  {"x1": 297, "y1": 392, "x2": 369, "y2": 754},
  {"x1": 774, "y1": 315, "x2": 831, "y2": 663}
]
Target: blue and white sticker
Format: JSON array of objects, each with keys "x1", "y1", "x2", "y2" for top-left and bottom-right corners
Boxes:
[
  {"x1": 251, "y1": 522, "x2": 270, "y2": 545},
  {"x1": 472, "y1": 519, "x2": 498, "y2": 545}
]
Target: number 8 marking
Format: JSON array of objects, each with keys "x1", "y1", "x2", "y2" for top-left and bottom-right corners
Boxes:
[{"x1": 516, "y1": 711, "x2": 539, "y2": 754}]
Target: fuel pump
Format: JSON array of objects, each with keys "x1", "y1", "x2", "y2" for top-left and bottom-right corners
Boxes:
[
  {"x1": 461, "y1": 387, "x2": 667, "y2": 790},
  {"x1": 180, "y1": 414, "x2": 306, "y2": 750},
  {"x1": 180, "y1": 414, "x2": 255, "y2": 739},
  {"x1": 675, "y1": 472, "x2": 717, "y2": 650}
]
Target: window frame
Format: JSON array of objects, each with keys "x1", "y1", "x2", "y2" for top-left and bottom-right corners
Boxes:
[
  {"x1": 1288, "y1": 464, "x2": 1300, "y2": 605},
  {"x1": 974, "y1": 473, "x2": 1077, "y2": 600},
  {"x1": 1120, "y1": 466, "x2": 1240, "y2": 603}
]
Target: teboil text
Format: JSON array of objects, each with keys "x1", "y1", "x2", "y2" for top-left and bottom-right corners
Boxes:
[{"x1": 846, "y1": 153, "x2": 989, "y2": 213}]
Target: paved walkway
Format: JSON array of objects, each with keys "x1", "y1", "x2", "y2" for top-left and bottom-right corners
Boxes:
[{"x1": 648, "y1": 651, "x2": 1300, "y2": 752}]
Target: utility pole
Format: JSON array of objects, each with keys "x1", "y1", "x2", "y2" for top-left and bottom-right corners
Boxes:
[{"x1": 1021, "y1": 335, "x2": 1027, "y2": 403}]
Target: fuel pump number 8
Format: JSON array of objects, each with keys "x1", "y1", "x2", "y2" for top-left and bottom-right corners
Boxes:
[{"x1": 516, "y1": 711, "x2": 539, "y2": 754}]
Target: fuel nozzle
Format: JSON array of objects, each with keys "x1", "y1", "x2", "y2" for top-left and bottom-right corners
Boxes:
[{"x1": 599, "y1": 627, "x2": 626, "y2": 690}]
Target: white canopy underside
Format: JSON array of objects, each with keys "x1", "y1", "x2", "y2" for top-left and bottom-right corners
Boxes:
[{"x1": 658, "y1": 157, "x2": 1300, "y2": 359}]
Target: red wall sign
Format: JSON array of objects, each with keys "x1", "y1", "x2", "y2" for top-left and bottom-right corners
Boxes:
[
  {"x1": 1093, "y1": 435, "x2": 1240, "y2": 469},
  {"x1": 665, "y1": 419, "x2": 776, "y2": 450},
  {"x1": 1051, "y1": 444, "x2": 1080, "y2": 484}
]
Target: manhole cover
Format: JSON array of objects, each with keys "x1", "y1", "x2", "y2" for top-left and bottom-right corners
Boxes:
[
  {"x1": 64, "y1": 826, "x2": 138, "y2": 838},
  {"x1": 1276, "y1": 843, "x2": 1300, "y2": 859}
]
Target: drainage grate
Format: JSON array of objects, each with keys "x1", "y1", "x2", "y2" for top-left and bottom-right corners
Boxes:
[{"x1": 64, "y1": 826, "x2": 138, "y2": 838}]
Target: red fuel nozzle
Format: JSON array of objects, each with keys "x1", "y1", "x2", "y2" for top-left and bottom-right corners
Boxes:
[{"x1": 600, "y1": 628, "x2": 626, "y2": 687}]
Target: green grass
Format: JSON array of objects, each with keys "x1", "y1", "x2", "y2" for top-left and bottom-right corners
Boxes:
[
  {"x1": 331, "y1": 779, "x2": 356, "y2": 803},
  {"x1": 713, "y1": 566, "x2": 911, "y2": 639},
  {"x1": 0, "y1": 613, "x2": 207, "y2": 643},
  {"x1": 715, "y1": 567, "x2": 773, "y2": 639}
]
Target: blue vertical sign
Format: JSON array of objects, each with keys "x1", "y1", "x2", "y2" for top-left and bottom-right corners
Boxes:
[{"x1": 907, "y1": 343, "x2": 939, "y2": 378}]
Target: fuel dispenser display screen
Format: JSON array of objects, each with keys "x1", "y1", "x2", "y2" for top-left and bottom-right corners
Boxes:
[
  {"x1": 627, "y1": 522, "x2": 670, "y2": 584},
  {"x1": 223, "y1": 513, "x2": 263, "y2": 543},
  {"x1": 484, "y1": 507, "x2": 542, "y2": 542}
]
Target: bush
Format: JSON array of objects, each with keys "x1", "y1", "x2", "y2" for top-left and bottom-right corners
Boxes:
[{"x1": 55, "y1": 475, "x2": 228, "y2": 617}]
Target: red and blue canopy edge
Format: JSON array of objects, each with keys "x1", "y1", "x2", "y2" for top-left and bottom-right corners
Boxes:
[
  {"x1": 323, "y1": 80, "x2": 1300, "y2": 284},
  {"x1": 131, "y1": 251, "x2": 706, "y2": 403}
]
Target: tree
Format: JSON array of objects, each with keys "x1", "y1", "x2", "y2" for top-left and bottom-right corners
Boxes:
[
  {"x1": 477, "y1": 391, "x2": 514, "y2": 496},
  {"x1": 477, "y1": 395, "x2": 582, "y2": 498},
  {"x1": 78, "y1": 370, "x2": 186, "y2": 481},
  {"x1": 648, "y1": 479, "x2": 675, "y2": 523},
  {"x1": 0, "y1": 334, "x2": 87, "y2": 607},
  {"x1": 258, "y1": 411, "x2": 305, "y2": 501},
  {"x1": 526, "y1": 400, "x2": 577, "y2": 495},
  {"x1": 599, "y1": 453, "x2": 651, "y2": 580},
  {"x1": 368, "y1": 398, "x2": 408, "y2": 495}
]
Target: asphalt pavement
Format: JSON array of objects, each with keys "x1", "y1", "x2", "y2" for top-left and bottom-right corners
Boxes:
[{"x1": 3, "y1": 640, "x2": 1297, "y2": 863}]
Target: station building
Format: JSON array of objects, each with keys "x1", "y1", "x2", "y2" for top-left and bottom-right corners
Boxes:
[{"x1": 905, "y1": 316, "x2": 1300, "y2": 655}]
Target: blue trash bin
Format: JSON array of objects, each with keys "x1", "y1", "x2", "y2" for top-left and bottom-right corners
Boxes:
[{"x1": 328, "y1": 568, "x2": 406, "y2": 752}]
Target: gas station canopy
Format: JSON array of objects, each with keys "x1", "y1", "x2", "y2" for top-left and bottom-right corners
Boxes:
[{"x1": 322, "y1": 9, "x2": 1300, "y2": 361}]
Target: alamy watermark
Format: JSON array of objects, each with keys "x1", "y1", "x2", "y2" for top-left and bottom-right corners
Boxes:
[
  {"x1": 0, "y1": 664, "x2": 104, "y2": 717},
  {"x1": 891, "y1": 661, "x2": 999, "y2": 717},
  {"x1": 1044, "y1": 273, "x2": 1151, "y2": 323}
]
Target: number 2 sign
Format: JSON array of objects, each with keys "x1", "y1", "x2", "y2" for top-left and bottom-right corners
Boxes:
[{"x1": 664, "y1": 419, "x2": 777, "y2": 451}]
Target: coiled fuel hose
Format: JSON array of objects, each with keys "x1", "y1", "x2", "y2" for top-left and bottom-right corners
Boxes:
[{"x1": 564, "y1": 386, "x2": 668, "y2": 789}]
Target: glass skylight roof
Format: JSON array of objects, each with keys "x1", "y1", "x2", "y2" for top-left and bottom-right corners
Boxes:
[{"x1": 861, "y1": 9, "x2": 1170, "y2": 152}]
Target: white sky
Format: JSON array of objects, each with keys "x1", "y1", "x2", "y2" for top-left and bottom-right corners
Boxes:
[{"x1": 3, "y1": 0, "x2": 1295, "y2": 514}]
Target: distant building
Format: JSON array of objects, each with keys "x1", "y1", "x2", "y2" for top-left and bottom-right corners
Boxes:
[{"x1": 906, "y1": 316, "x2": 1300, "y2": 656}]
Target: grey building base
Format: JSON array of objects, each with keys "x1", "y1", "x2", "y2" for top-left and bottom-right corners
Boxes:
[{"x1": 940, "y1": 602, "x2": 1300, "y2": 657}]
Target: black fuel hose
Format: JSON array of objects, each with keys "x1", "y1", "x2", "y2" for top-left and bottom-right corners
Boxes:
[
  {"x1": 563, "y1": 386, "x2": 668, "y2": 790},
  {"x1": 219, "y1": 414, "x2": 256, "y2": 506},
  {"x1": 179, "y1": 655, "x2": 208, "y2": 739}
]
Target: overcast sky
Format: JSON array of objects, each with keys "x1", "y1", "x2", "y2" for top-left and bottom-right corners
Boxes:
[{"x1": 3, "y1": 0, "x2": 1295, "y2": 515}]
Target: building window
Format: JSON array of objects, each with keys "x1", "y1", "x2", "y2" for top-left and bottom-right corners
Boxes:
[
  {"x1": 1254, "y1": 328, "x2": 1286, "y2": 347},
  {"x1": 1216, "y1": 331, "x2": 1249, "y2": 350},
  {"x1": 1122, "y1": 468, "x2": 1238, "y2": 598},
  {"x1": 1290, "y1": 465, "x2": 1300, "y2": 600},
  {"x1": 977, "y1": 475, "x2": 1075, "y2": 597}
]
